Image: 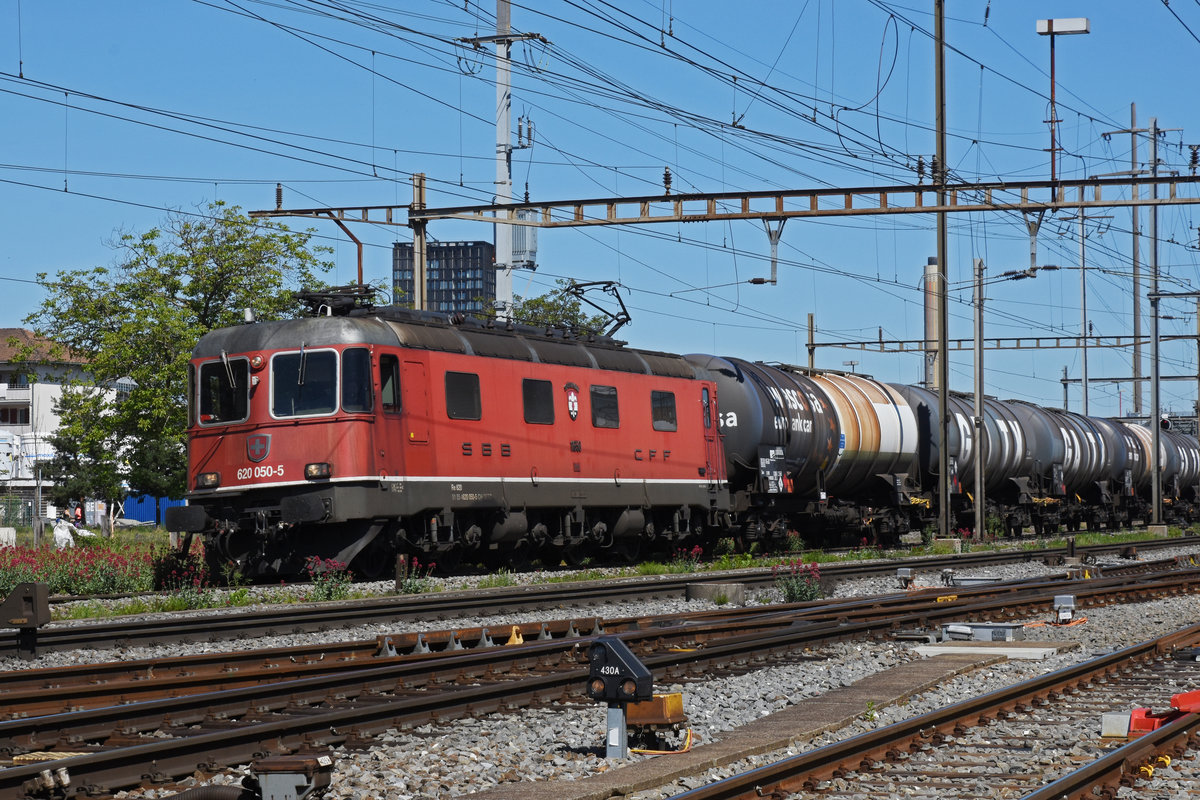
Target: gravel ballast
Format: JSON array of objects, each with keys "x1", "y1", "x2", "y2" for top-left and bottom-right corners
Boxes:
[{"x1": 4, "y1": 547, "x2": 1198, "y2": 799}]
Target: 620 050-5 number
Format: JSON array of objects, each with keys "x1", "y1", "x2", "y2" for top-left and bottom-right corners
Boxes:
[{"x1": 237, "y1": 464, "x2": 284, "y2": 480}]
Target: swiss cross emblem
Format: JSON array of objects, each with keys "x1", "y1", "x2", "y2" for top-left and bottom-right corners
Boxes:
[
  {"x1": 565, "y1": 383, "x2": 579, "y2": 421},
  {"x1": 247, "y1": 434, "x2": 271, "y2": 463}
]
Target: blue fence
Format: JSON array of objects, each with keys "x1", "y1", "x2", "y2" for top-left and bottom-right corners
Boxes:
[{"x1": 123, "y1": 495, "x2": 186, "y2": 526}]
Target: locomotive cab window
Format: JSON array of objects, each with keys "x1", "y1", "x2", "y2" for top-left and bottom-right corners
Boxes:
[
  {"x1": 342, "y1": 347, "x2": 373, "y2": 413},
  {"x1": 591, "y1": 385, "x2": 619, "y2": 429},
  {"x1": 380, "y1": 354, "x2": 401, "y2": 413},
  {"x1": 445, "y1": 371, "x2": 481, "y2": 420},
  {"x1": 523, "y1": 379, "x2": 554, "y2": 424},
  {"x1": 271, "y1": 349, "x2": 338, "y2": 418},
  {"x1": 651, "y1": 390, "x2": 677, "y2": 432},
  {"x1": 198, "y1": 356, "x2": 249, "y2": 425}
]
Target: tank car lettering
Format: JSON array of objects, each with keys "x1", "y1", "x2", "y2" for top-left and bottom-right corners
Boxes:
[{"x1": 720, "y1": 411, "x2": 739, "y2": 428}]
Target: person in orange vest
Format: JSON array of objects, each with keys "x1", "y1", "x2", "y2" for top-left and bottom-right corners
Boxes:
[{"x1": 73, "y1": 502, "x2": 84, "y2": 527}]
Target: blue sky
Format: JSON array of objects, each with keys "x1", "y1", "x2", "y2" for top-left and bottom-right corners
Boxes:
[{"x1": 2, "y1": 1, "x2": 1198, "y2": 420}]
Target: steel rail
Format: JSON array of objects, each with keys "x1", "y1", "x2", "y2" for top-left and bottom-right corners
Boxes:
[
  {"x1": 4, "y1": 573, "x2": 1200, "y2": 798},
  {"x1": 3, "y1": 537, "x2": 1192, "y2": 660},
  {"x1": 663, "y1": 628, "x2": 1200, "y2": 799},
  {"x1": 1018, "y1": 710, "x2": 1200, "y2": 800},
  {"x1": 2, "y1": 558, "x2": 1196, "y2": 718}
]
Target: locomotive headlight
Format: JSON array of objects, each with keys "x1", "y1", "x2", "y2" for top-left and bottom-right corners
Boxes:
[
  {"x1": 250, "y1": 354, "x2": 264, "y2": 370},
  {"x1": 305, "y1": 462, "x2": 332, "y2": 480},
  {"x1": 196, "y1": 472, "x2": 221, "y2": 489}
]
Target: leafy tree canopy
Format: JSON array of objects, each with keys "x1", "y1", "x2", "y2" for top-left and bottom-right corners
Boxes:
[{"x1": 22, "y1": 201, "x2": 333, "y2": 502}]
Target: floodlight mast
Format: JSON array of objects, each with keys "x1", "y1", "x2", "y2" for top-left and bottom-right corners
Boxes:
[{"x1": 1036, "y1": 18, "x2": 1090, "y2": 183}]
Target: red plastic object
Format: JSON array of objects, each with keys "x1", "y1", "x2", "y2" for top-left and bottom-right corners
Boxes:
[{"x1": 1171, "y1": 690, "x2": 1200, "y2": 713}]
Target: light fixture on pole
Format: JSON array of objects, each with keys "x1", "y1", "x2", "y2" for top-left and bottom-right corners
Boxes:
[
  {"x1": 1036, "y1": 18, "x2": 1090, "y2": 182},
  {"x1": 842, "y1": 360, "x2": 859, "y2": 374}
]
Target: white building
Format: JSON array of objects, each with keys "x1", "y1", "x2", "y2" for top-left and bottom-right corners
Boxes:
[{"x1": 0, "y1": 328, "x2": 87, "y2": 523}]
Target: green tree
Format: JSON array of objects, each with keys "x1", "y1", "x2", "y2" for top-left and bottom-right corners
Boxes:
[
  {"x1": 512, "y1": 279, "x2": 614, "y2": 333},
  {"x1": 22, "y1": 201, "x2": 332, "y2": 504}
]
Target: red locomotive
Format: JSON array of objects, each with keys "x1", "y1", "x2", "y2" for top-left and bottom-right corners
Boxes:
[{"x1": 167, "y1": 287, "x2": 1199, "y2": 579}]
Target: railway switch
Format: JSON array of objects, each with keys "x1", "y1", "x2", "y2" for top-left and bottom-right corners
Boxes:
[
  {"x1": 588, "y1": 636, "x2": 654, "y2": 758},
  {"x1": 1, "y1": 582, "x2": 50, "y2": 660}
]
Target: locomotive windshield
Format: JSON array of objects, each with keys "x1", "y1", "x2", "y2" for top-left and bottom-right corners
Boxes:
[
  {"x1": 198, "y1": 356, "x2": 250, "y2": 424},
  {"x1": 272, "y1": 349, "x2": 338, "y2": 417}
]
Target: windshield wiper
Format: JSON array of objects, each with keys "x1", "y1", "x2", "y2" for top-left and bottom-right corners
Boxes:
[{"x1": 220, "y1": 350, "x2": 237, "y2": 389}]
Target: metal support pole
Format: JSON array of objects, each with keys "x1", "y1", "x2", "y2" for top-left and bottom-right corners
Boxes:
[
  {"x1": 973, "y1": 258, "x2": 985, "y2": 539},
  {"x1": 1078, "y1": 188, "x2": 1088, "y2": 415},
  {"x1": 1149, "y1": 117, "x2": 1162, "y2": 526},
  {"x1": 1049, "y1": 30, "x2": 1057, "y2": 182},
  {"x1": 1132, "y1": 103, "x2": 1143, "y2": 416},
  {"x1": 411, "y1": 173, "x2": 428, "y2": 311},
  {"x1": 605, "y1": 705, "x2": 629, "y2": 759},
  {"x1": 935, "y1": 0, "x2": 951, "y2": 538},
  {"x1": 807, "y1": 312, "x2": 815, "y2": 369},
  {"x1": 763, "y1": 218, "x2": 785, "y2": 285},
  {"x1": 494, "y1": 0, "x2": 514, "y2": 316}
]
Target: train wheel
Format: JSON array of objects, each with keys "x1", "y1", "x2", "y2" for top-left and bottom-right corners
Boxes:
[
  {"x1": 432, "y1": 546, "x2": 463, "y2": 575},
  {"x1": 350, "y1": 534, "x2": 396, "y2": 580},
  {"x1": 504, "y1": 541, "x2": 534, "y2": 572},
  {"x1": 610, "y1": 538, "x2": 641, "y2": 564}
]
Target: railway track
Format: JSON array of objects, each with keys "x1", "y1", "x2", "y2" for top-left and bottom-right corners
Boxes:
[
  {"x1": 3, "y1": 562, "x2": 1200, "y2": 799},
  {"x1": 2, "y1": 535, "x2": 1191, "y2": 660},
  {"x1": 667, "y1": 622, "x2": 1200, "y2": 800},
  {"x1": 1, "y1": 554, "x2": 1194, "y2": 716}
]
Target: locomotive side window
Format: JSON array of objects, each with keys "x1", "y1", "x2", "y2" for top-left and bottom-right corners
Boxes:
[
  {"x1": 702, "y1": 387, "x2": 712, "y2": 428},
  {"x1": 271, "y1": 349, "x2": 338, "y2": 417},
  {"x1": 342, "y1": 348, "x2": 373, "y2": 413},
  {"x1": 523, "y1": 379, "x2": 554, "y2": 424},
  {"x1": 651, "y1": 390, "x2": 677, "y2": 431},
  {"x1": 591, "y1": 385, "x2": 619, "y2": 429},
  {"x1": 380, "y1": 354, "x2": 401, "y2": 413},
  {"x1": 198, "y1": 357, "x2": 249, "y2": 424},
  {"x1": 445, "y1": 371, "x2": 482, "y2": 420}
]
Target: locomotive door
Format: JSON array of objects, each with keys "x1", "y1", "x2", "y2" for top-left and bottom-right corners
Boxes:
[
  {"x1": 701, "y1": 386, "x2": 723, "y2": 490},
  {"x1": 402, "y1": 360, "x2": 430, "y2": 444}
]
